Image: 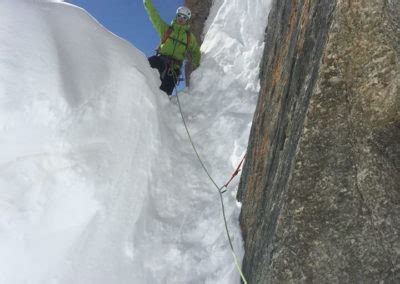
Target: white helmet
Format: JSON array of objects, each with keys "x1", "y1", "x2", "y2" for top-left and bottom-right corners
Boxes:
[{"x1": 176, "y1": 6, "x2": 191, "y2": 20}]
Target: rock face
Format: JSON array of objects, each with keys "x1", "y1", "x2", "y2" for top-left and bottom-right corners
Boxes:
[
  {"x1": 184, "y1": 0, "x2": 213, "y2": 86},
  {"x1": 238, "y1": 0, "x2": 400, "y2": 283},
  {"x1": 184, "y1": 0, "x2": 212, "y2": 43}
]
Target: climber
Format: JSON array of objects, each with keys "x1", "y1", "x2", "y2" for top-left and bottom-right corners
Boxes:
[{"x1": 143, "y1": 0, "x2": 201, "y2": 96}]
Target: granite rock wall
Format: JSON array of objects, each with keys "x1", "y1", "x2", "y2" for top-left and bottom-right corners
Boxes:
[{"x1": 238, "y1": 0, "x2": 400, "y2": 283}]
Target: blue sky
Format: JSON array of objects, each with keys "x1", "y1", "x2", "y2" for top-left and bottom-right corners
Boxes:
[{"x1": 65, "y1": 0, "x2": 184, "y2": 57}]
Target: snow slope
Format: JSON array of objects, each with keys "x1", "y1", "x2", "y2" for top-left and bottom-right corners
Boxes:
[{"x1": 0, "y1": 0, "x2": 271, "y2": 283}]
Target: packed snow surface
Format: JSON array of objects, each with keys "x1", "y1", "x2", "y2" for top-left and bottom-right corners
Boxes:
[{"x1": 0, "y1": 0, "x2": 271, "y2": 283}]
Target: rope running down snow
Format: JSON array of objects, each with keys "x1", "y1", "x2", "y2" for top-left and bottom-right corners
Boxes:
[{"x1": 171, "y1": 72, "x2": 248, "y2": 284}]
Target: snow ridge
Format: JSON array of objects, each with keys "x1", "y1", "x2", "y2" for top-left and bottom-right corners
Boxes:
[{"x1": 0, "y1": 0, "x2": 272, "y2": 283}]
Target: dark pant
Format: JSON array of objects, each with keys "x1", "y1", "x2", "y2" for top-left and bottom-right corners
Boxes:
[{"x1": 148, "y1": 55, "x2": 181, "y2": 96}]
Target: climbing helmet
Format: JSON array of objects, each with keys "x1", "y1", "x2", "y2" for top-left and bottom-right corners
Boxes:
[{"x1": 176, "y1": 6, "x2": 191, "y2": 20}]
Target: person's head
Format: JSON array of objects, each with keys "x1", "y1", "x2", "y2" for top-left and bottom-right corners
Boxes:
[{"x1": 175, "y1": 6, "x2": 191, "y2": 25}]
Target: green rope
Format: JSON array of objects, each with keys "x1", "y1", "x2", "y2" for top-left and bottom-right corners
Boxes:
[{"x1": 171, "y1": 70, "x2": 248, "y2": 284}]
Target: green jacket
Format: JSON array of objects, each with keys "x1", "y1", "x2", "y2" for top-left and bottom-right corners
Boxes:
[{"x1": 143, "y1": 0, "x2": 201, "y2": 68}]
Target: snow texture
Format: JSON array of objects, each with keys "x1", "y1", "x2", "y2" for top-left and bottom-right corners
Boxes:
[{"x1": 0, "y1": 0, "x2": 271, "y2": 283}]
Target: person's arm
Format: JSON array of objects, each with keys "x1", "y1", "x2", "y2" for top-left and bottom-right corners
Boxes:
[
  {"x1": 189, "y1": 34, "x2": 201, "y2": 68},
  {"x1": 143, "y1": 0, "x2": 169, "y2": 37}
]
